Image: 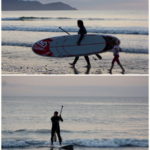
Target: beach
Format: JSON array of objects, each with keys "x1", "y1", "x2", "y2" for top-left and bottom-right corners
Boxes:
[
  {"x1": 2, "y1": 10, "x2": 148, "y2": 74},
  {"x1": 2, "y1": 45, "x2": 148, "y2": 74}
]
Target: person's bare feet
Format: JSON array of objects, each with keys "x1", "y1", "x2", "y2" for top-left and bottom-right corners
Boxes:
[{"x1": 69, "y1": 63, "x2": 75, "y2": 67}]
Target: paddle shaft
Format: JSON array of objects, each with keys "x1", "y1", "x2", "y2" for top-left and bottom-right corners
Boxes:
[
  {"x1": 60, "y1": 105, "x2": 63, "y2": 115},
  {"x1": 59, "y1": 27, "x2": 70, "y2": 35}
]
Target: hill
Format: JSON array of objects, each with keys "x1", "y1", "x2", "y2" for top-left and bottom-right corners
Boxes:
[{"x1": 2, "y1": 0, "x2": 77, "y2": 10}]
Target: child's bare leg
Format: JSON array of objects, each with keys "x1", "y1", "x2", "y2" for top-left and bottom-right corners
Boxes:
[
  {"x1": 117, "y1": 60, "x2": 125, "y2": 73},
  {"x1": 109, "y1": 61, "x2": 115, "y2": 74}
]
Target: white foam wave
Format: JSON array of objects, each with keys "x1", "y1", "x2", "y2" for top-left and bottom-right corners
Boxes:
[
  {"x1": 68, "y1": 138, "x2": 148, "y2": 147},
  {"x1": 2, "y1": 25, "x2": 148, "y2": 35},
  {"x1": 2, "y1": 138, "x2": 148, "y2": 148}
]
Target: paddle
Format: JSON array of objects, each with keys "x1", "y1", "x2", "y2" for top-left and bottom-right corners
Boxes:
[
  {"x1": 59, "y1": 105, "x2": 64, "y2": 116},
  {"x1": 59, "y1": 27, "x2": 70, "y2": 35}
]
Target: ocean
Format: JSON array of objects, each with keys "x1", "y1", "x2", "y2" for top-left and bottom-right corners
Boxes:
[
  {"x1": 2, "y1": 10, "x2": 148, "y2": 74},
  {"x1": 2, "y1": 96, "x2": 148, "y2": 150}
]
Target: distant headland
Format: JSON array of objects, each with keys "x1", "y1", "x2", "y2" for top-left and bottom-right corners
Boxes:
[{"x1": 2, "y1": 0, "x2": 77, "y2": 11}]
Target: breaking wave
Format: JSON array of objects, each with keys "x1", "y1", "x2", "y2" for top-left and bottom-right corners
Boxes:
[
  {"x1": 2, "y1": 129, "x2": 71, "y2": 135},
  {"x1": 2, "y1": 25, "x2": 148, "y2": 35},
  {"x1": 2, "y1": 138, "x2": 148, "y2": 148}
]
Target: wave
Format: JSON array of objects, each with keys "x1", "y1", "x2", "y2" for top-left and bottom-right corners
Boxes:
[
  {"x1": 2, "y1": 42, "x2": 32, "y2": 47},
  {"x1": 2, "y1": 41, "x2": 148, "y2": 54},
  {"x1": 2, "y1": 129, "x2": 71, "y2": 135},
  {"x1": 2, "y1": 16, "x2": 147, "y2": 21},
  {"x1": 2, "y1": 138, "x2": 148, "y2": 148},
  {"x1": 2, "y1": 26, "x2": 148, "y2": 35}
]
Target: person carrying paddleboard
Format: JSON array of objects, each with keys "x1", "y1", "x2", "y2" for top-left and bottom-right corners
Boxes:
[
  {"x1": 70, "y1": 20, "x2": 91, "y2": 67},
  {"x1": 51, "y1": 111, "x2": 63, "y2": 145},
  {"x1": 69, "y1": 20, "x2": 102, "y2": 67},
  {"x1": 109, "y1": 40, "x2": 125, "y2": 74}
]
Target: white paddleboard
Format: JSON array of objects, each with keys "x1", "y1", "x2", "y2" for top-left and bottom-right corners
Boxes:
[{"x1": 32, "y1": 34, "x2": 119, "y2": 57}]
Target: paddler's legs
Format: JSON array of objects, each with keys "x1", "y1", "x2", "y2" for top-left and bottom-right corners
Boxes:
[
  {"x1": 51, "y1": 130, "x2": 55, "y2": 145},
  {"x1": 84, "y1": 56, "x2": 91, "y2": 67},
  {"x1": 69, "y1": 56, "x2": 79, "y2": 67},
  {"x1": 95, "y1": 54, "x2": 102, "y2": 60},
  {"x1": 56, "y1": 130, "x2": 62, "y2": 145}
]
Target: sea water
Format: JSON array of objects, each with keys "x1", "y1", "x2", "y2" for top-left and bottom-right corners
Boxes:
[
  {"x1": 2, "y1": 10, "x2": 148, "y2": 74},
  {"x1": 2, "y1": 96, "x2": 148, "y2": 149},
  {"x1": 2, "y1": 10, "x2": 148, "y2": 53}
]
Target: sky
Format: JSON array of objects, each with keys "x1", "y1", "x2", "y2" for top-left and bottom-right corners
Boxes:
[
  {"x1": 26, "y1": 0, "x2": 148, "y2": 10},
  {"x1": 2, "y1": 76, "x2": 148, "y2": 97}
]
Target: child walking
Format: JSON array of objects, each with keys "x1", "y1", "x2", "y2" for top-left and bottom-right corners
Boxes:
[{"x1": 109, "y1": 41, "x2": 125, "y2": 74}]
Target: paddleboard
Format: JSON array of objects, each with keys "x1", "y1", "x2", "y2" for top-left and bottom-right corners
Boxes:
[
  {"x1": 50, "y1": 144, "x2": 73, "y2": 150},
  {"x1": 32, "y1": 34, "x2": 120, "y2": 57}
]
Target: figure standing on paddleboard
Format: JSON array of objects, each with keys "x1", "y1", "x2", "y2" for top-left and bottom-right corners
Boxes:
[
  {"x1": 51, "y1": 111, "x2": 63, "y2": 145},
  {"x1": 109, "y1": 40, "x2": 125, "y2": 74}
]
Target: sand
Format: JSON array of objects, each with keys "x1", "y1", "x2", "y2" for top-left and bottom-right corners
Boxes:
[{"x1": 2, "y1": 46, "x2": 148, "y2": 75}]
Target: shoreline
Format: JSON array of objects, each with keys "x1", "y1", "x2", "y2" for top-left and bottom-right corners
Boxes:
[{"x1": 2, "y1": 46, "x2": 148, "y2": 74}]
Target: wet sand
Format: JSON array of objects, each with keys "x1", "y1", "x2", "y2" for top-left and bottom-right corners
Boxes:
[{"x1": 2, "y1": 46, "x2": 148, "y2": 74}]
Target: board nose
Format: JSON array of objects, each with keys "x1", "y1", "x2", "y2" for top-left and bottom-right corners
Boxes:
[{"x1": 32, "y1": 39, "x2": 53, "y2": 56}]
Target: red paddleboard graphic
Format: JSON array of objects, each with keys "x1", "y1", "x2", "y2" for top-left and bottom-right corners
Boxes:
[{"x1": 32, "y1": 39, "x2": 53, "y2": 56}]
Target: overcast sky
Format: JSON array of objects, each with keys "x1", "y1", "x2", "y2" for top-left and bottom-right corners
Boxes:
[
  {"x1": 26, "y1": 0, "x2": 148, "y2": 10},
  {"x1": 2, "y1": 76, "x2": 148, "y2": 97}
]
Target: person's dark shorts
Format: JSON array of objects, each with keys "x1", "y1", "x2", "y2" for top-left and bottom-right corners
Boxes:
[{"x1": 112, "y1": 55, "x2": 120, "y2": 63}]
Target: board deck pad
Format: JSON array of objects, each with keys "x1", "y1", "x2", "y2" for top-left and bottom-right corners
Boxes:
[{"x1": 32, "y1": 34, "x2": 119, "y2": 57}]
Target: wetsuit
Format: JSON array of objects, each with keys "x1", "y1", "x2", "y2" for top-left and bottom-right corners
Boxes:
[
  {"x1": 77, "y1": 26, "x2": 87, "y2": 44},
  {"x1": 72, "y1": 26, "x2": 91, "y2": 66},
  {"x1": 51, "y1": 115, "x2": 63, "y2": 145}
]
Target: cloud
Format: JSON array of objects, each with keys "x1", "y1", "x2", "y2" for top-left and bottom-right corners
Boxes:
[{"x1": 2, "y1": 76, "x2": 148, "y2": 97}]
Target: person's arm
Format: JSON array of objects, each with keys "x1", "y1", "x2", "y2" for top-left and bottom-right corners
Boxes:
[
  {"x1": 59, "y1": 115, "x2": 63, "y2": 122},
  {"x1": 119, "y1": 47, "x2": 122, "y2": 52},
  {"x1": 51, "y1": 117, "x2": 53, "y2": 122},
  {"x1": 77, "y1": 34, "x2": 84, "y2": 45}
]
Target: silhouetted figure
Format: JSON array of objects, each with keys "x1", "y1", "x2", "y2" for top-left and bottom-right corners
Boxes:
[
  {"x1": 70, "y1": 20, "x2": 91, "y2": 68},
  {"x1": 109, "y1": 41, "x2": 125, "y2": 74},
  {"x1": 51, "y1": 111, "x2": 63, "y2": 145}
]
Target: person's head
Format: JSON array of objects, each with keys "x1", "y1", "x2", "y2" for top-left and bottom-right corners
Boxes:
[
  {"x1": 77, "y1": 20, "x2": 84, "y2": 28},
  {"x1": 54, "y1": 111, "x2": 58, "y2": 116}
]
